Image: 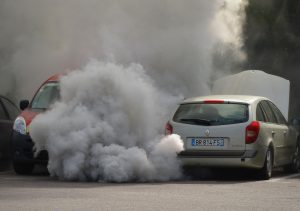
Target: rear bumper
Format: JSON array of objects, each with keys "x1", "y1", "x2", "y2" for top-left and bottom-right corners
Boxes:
[
  {"x1": 178, "y1": 147, "x2": 268, "y2": 169},
  {"x1": 11, "y1": 131, "x2": 48, "y2": 165}
]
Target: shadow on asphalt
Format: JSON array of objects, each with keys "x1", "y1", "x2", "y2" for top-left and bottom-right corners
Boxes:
[
  {"x1": 1, "y1": 163, "x2": 298, "y2": 188},
  {"x1": 183, "y1": 167, "x2": 260, "y2": 183},
  {"x1": 182, "y1": 166, "x2": 299, "y2": 183},
  {"x1": 0, "y1": 161, "x2": 49, "y2": 175}
]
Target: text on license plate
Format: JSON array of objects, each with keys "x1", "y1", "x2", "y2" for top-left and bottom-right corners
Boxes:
[{"x1": 191, "y1": 138, "x2": 225, "y2": 147}]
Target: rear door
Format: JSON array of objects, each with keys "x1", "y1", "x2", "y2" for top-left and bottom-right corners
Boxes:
[
  {"x1": 260, "y1": 100, "x2": 287, "y2": 165},
  {"x1": 0, "y1": 97, "x2": 19, "y2": 160},
  {"x1": 171, "y1": 102, "x2": 249, "y2": 156},
  {"x1": 0, "y1": 98, "x2": 12, "y2": 160},
  {"x1": 267, "y1": 101, "x2": 292, "y2": 164}
]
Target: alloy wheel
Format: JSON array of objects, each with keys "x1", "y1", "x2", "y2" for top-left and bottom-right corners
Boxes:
[{"x1": 266, "y1": 149, "x2": 272, "y2": 177}]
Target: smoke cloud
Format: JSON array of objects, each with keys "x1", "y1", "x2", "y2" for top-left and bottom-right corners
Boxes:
[
  {"x1": 30, "y1": 61, "x2": 183, "y2": 181},
  {"x1": 1, "y1": 0, "x2": 247, "y2": 181},
  {"x1": 0, "y1": 0, "x2": 246, "y2": 100}
]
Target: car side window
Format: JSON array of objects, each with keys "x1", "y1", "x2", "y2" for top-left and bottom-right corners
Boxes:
[
  {"x1": 1, "y1": 98, "x2": 19, "y2": 120},
  {"x1": 267, "y1": 101, "x2": 287, "y2": 125},
  {"x1": 260, "y1": 100, "x2": 277, "y2": 124},
  {"x1": 256, "y1": 103, "x2": 266, "y2": 122},
  {"x1": 0, "y1": 100, "x2": 8, "y2": 120}
]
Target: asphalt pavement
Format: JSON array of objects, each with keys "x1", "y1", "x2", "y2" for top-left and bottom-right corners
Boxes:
[{"x1": 1, "y1": 165, "x2": 300, "y2": 211}]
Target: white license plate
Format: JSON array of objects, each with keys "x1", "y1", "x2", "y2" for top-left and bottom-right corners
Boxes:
[{"x1": 190, "y1": 138, "x2": 227, "y2": 148}]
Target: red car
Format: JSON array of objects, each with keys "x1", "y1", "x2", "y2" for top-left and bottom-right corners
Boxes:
[{"x1": 11, "y1": 74, "x2": 60, "y2": 174}]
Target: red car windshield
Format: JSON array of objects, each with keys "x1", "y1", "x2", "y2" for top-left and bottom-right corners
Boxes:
[{"x1": 31, "y1": 82, "x2": 60, "y2": 110}]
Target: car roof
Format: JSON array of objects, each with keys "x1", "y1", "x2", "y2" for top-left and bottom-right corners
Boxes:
[
  {"x1": 0, "y1": 95, "x2": 17, "y2": 105},
  {"x1": 181, "y1": 95, "x2": 269, "y2": 104},
  {"x1": 46, "y1": 74, "x2": 62, "y2": 82}
]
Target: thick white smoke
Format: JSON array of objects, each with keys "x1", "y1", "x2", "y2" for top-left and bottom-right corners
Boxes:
[
  {"x1": 30, "y1": 61, "x2": 184, "y2": 181},
  {"x1": 0, "y1": 0, "x2": 246, "y2": 100},
  {"x1": 1, "y1": 0, "x2": 247, "y2": 181}
]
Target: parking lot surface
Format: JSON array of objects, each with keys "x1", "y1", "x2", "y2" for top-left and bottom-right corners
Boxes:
[{"x1": 1, "y1": 166, "x2": 300, "y2": 211}]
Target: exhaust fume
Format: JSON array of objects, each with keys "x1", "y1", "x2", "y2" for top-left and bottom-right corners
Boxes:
[
  {"x1": 31, "y1": 61, "x2": 184, "y2": 181},
  {"x1": 0, "y1": 0, "x2": 247, "y2": 181}
]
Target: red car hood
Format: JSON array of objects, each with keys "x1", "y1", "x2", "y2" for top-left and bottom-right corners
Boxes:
[{"x1": 20, "y1": 109, "x2": 42, "y2": 126}]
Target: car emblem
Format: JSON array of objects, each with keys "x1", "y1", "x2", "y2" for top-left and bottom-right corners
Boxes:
[{"x1": 205, "y1": 129, "x2": 210, "y2": 137}]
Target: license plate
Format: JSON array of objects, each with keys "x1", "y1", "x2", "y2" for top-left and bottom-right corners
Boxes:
[{"x1": 190, "y1": 138, "x2": 226, "y2": 147}]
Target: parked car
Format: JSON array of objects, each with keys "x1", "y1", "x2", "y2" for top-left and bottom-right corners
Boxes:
[
  {"x1": 11, "y1": 74, "x2": 60, "y2": 174},
  {"x1": 166, "y1": 95, "x2": 300, "y2": 179},
  {"x1": 0, "y1": 96, "x2": 19, "y2": 163},
  {"x1": 290, "y1": 117, "x2": 300, "y2": 132}
]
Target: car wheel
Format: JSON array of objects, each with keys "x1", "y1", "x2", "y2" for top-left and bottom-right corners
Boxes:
[
  {"x1": 13, "y1": 161, "x2": 34, "y2": 175},
  {"x1": 284, "y1": 142, "x2": 300, "y2": 173},
  {"x1": 260, "y1": 147, "x2": 273, "y2": 180}
]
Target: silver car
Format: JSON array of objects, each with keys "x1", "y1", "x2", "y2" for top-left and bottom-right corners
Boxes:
[{"x1": 166, "y1": 95, "x2": 300, "y2": 179}]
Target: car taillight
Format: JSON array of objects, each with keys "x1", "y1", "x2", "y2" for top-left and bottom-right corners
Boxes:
[
  {"x1": 246, "y1": 121, "x2": 260, "y2": 144},
  {"x1": 165, "y1": 121, "x2": 173, "y2": 135}
]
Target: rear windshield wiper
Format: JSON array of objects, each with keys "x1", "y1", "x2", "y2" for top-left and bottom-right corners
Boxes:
[{"x1": 179, "y1": 118, "x2": 216, "y2": 126}]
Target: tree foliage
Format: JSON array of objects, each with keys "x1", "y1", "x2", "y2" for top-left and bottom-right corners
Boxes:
[{"x1": 243, "y1": 0, "x2": 300, "y2": 117}]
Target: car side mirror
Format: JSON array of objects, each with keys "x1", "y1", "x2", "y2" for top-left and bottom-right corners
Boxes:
[{"x1": 20, "y1": 100, "x2": 29, "y2": 111}]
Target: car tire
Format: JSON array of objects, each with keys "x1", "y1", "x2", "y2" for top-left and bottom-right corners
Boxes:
[
  {"x1": 260, "y1": 147, "x2": 273, "y2": 180},
  {"x1": 284, "y1": 142, "x2": 300, "y2": 173},
  {"x1": 13, "y1": 161, "x2": 34, "y2": 175}
]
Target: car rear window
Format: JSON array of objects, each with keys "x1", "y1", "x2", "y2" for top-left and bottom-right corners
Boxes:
[{"x1": 173, "y1": 103, "x2": 249, "y2": 126}]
